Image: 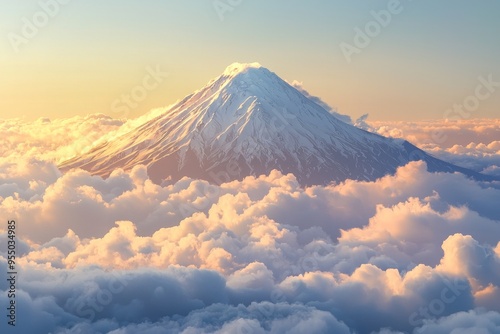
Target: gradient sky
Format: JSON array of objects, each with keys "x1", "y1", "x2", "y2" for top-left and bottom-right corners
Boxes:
[{"x1": 1, "y1": 0, "x2": 499, "y2": 121}]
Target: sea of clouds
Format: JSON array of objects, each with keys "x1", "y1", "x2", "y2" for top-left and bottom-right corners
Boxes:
[
  {"x1": 365, "y1": 118, "x2": 500, "y2": 178},
  {"x1": 0, "y1": 115, "x2": 499, "y2": 333}
]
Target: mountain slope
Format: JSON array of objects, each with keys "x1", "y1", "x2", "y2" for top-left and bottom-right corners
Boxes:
[{"x1": 59, "y1": 63, "x2": 494, "y2": 185}]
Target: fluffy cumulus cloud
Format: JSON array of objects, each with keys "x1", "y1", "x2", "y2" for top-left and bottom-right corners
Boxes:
[
  {"x1": 0, "y1": 115, "x2": 499, "y2": 333},
  {"x1": 364, "y1": 118, "x2": 500, "y2": 177},
  {"x1": 0, "y1": 107, "x2": 169, "y2": 164}
]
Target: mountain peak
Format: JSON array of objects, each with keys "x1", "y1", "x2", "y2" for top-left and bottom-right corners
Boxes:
[
  {"x1": 59, "y1": 63, "x2": 495, "y2": 185},
  {"x1": 223, "y1": 62, "x2": 263, "y2": 76}
]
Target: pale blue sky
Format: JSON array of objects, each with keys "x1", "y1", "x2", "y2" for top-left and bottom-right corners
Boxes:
[{"x1": 1, "y1": 0, "x2": 499, "y2": 120}]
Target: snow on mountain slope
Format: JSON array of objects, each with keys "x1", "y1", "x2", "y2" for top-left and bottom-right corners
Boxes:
[{"x1": 59, "y1": 63, "x2": 495, "y2": 185}]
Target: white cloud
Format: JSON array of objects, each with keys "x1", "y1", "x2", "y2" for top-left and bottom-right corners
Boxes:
[
  {"x1": 414, "y1": 309, "x2": 500, "y2": 334},
  {"x1": 1, "y1": 116, "x2": 500, "y2": 333},
  {"x1": 362, "y1": 118, "x2": 500, "y2": 176}
]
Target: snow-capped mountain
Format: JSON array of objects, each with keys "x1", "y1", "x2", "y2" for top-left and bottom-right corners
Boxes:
[{"x1": 59, "y1": 63, "x2": 494, "y2": 185}]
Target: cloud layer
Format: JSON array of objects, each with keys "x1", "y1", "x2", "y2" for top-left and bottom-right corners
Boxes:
[
  {"x1": 0, "y1": 116, "x2": 499, "y2": 333},
  {"x1": 365, "y1": 118, "x2": 500, "y2": 177}
]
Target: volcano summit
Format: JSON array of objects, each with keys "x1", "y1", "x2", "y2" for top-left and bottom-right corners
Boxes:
[{"x1": 60, "y1": 63, "x2": 493, "y2": 185}]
